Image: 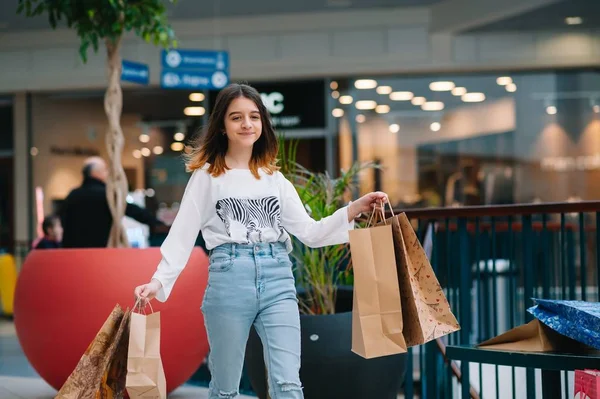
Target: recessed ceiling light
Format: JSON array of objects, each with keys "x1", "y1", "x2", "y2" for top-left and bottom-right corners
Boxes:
[
  {"x1": 462, "y1": 92, "x2": 486, "y2": 103},
  {"x1": 451, "y1": 87, "x2": 467, "y2": 96},
  {"x1": 174, "y1": 132, "x2": 185, "y2": 141},
  {"x1": 354, "y1": 79, "x2": 378, "y2": 89},
  {"x1": 332, "y1": 108, "x2": 344, "y2": 117},
  {"x1": 565, "y1": 16, "x2": 583, "y2": 25},
  {"x1": 376, "y1": 86, "x2": 393, "y2": 95},
  {"x1": 132, "y1": 149, "x2": 141, "y2": 159},
  {"x1": 375, "y1": 105, "x2": 390, "y2": 114},
  {"x1": 141, "y1": 147, "x2": 151, "y2": 157},
  {"x1": 594, "y1": 105, "x2": 600, "y2": 113},
  {"x1": 330, "y1": 81, "x2": 338, "y2": 90},
  {"x1": 430, "y1": 122, "x2": 441, "y2": 132},
  {"x1": 189, "y1": 93, "x2": 205, "y2": 102},
  {"x1": 171, "y1": 142, "x2": 184, "y2": 151},
  {"x1": 429, "y1": 81, "x2": 455, "y2": 91},
  {"x1": 411, "y1": 96, "x2": 426, "y2": 106},
  {"x1": 184, "y1": 106, "x2": 205, "y2": 116},
  {"x1": 355, "y1": 100, "x2": 377, "y2": 110},
  {"x1": 153, "y1": 146, "x2": 164, "y2": 155},
  {"x1": 139, "y1": 134, "x2": 150, "y2": 143},
  {"x1": 389, "y1": 91, "x2": 414, "y2": 101},
  {"x1": 389, "y1": 124, "x2": 400, "y2": 133},
  {"x1": 331, "y1": 90, "x2": 340, "y2": 99},
  {"x1": 496, "y1": 77, "x2": 512, "y2": 86},
  {"x1": 546, "y1": 105, "x2": 557, "y2": 115},
  {"x1": 339, "y1": 95, "x2": 353, "y2": 105},
  {"x1": 356, "y1": 114, "x2": 366, "y2": 123},
  {"x1": 506, "y1": 83, "x2": 517, "y2": 93},
  {"x1": 421, "y1": 101, "x2": 445, "y2": 111}
]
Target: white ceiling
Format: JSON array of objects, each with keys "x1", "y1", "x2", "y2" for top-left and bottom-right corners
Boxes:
[{"x1": 1, "y1": 0, "x2": 445, "y2": 32}]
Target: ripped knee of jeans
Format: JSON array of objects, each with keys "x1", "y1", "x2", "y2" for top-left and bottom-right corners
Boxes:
[
  {"x1": 218, "y1": 390, "x2": 238, "y2": 398},
  {"x1": 277, "y1": 380, "x2": 303, "y2": 392}
]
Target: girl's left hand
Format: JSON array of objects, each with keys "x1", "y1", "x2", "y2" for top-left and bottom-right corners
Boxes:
[{"x1": 348, "y1": 191, "x2": 389, "y2": 220}]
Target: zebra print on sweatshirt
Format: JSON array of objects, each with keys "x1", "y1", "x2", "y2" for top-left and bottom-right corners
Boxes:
[{"x1": 215, "y1": 196, "x2": 283, "y2": 242}]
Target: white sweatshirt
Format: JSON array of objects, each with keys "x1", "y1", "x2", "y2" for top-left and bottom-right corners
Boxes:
[{"x1": 151, "y1": 165, "x2": 354, "y2": 301}]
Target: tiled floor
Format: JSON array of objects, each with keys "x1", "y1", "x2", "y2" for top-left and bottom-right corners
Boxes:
[{"x1": 0, "y1": 318, "x2": 254, "y2": 398}]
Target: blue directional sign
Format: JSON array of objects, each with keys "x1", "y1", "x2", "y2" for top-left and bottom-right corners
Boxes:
[
  {"x1": 121, "y1": 60, "x2": 149, "y2": 85},
  {"x1": 161, "y1": 69, "x2": 229, "y2": 90},
  {"x1": 160, "y1": 49, "x2": 229, "y2": 90}
]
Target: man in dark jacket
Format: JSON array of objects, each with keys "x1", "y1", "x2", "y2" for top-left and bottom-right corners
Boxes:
[{"x1": 61, "y1": 157, "x2": 163, "y2": 248}]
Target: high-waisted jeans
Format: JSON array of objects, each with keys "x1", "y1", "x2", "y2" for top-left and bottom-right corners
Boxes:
[{"x1": 201, "y1": 242, "x2": 303, "y2": 399}]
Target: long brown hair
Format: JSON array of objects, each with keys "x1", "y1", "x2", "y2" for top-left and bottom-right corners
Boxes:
[{"x1": 185, "y1": 83, "x2": 279, "y2": 179}]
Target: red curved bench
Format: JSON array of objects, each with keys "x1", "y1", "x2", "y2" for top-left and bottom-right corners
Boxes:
[{"x1": 14, "y1": 247, "x2": 208, "y2": 393}]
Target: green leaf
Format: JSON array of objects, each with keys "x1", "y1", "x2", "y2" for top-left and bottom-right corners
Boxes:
[
  {"x1": 79, "y1": 40, "x2": 90, "y2": 63},
  {"x1": 16, "y1": 1, "x2": 25, "y2": 15}
]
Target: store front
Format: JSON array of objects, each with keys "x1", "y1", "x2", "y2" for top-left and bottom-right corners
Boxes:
[{"x1": 331, "y1": 69, "x2": 600, "y2": 208}]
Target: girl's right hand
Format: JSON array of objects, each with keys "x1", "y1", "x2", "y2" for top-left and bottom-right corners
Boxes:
[{"x1": 134, "y1": 279, "x2": 162, "y2": 306}]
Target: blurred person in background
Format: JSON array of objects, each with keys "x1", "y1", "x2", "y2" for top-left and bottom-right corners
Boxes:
[
  {"x1": 34, "y1": 215, "x2": 63, "y2": 249},
  {"x1": 61, "y1": 156, "x2": 163, "y2": 248}
]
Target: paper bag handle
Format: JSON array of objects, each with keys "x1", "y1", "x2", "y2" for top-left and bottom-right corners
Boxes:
[
  {"x1": 366, "y1": 197, "x2": 394, "y2": 227},
  {"x1": 133, "y1": 297, "x2": 154, "y2": 315}
]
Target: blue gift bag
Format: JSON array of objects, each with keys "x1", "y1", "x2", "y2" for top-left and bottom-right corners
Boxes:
[{"x1": 527, "y1": 299, "x2": 600, "y2": 350}]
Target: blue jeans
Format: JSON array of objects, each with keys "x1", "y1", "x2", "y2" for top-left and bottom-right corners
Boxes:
[{"x1": 201, "y1": 242, "x2": 304, "y2": 399}]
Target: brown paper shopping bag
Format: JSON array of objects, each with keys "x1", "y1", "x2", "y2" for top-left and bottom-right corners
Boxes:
[
  {"x1": 55, "y1": 304, "x2": 131, "y2": 399},
  {"x1": 478, "y1": 319, "x2": 589, "y2": 353},
  {"x1": 391, "y1": 213, "x2": 460, "y2": 347},
  {"x1": 126, "y1": 301, "x2": 166, "y2": 399},
  {"x1": 349, "y1": 203, "x2": 406, "y2": 359}
]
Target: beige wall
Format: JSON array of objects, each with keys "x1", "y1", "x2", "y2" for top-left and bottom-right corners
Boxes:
[
  {"x1": 31, "y1": 94, "x2": 145, "y2": 214},
  {"x1": 339, "y1": 98, "x2": 516, "y2": 204}
]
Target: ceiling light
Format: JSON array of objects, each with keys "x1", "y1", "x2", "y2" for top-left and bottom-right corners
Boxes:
[
  {"x1": 376, "y1": 86, "x2": 393, "y2": 95},
  {"x1": 132, "y1": 149, "x2": 141, "y2": 159},
  {"x1": 546, "y1": 105, "x2": 557, "y2": 115},
  {"x1": 141, "y1": 147, "x2": 151, "y2": 157},
  {"x1": 339, "y1": 95, "x2": 353, "y2": 105},
  {"x1": 355, "y1": 100, "x2": 377, "y2": 110},
  {"x1": 375, "y1": 104, "x2": 390, "y2": 114},
  {"x1": 421, "y1": 101, "x2": 445, "y2": 111},
  {"x1": 330, "y1": 81, "x2": 338, "y2": 90},
  {"x1": 451, "y1": 87, "x2": 467, "y2": 96},
  {"x1": 30, "y1": 147, "x2": 39, "y2": 156},
  {"x1": 594, "y1": 105, "x2": 600, "y2": 114},
  {"x1": 389, "y1": 124, "x2": 400, "y2": 133},
  {"x1": 189, "y1": 92, "x2": 205, "y2": 102},
  {"x1": 496, "y1": 77, "x2": 512, "y2": 86},
  {"x1": 462, "y1": 92, "x2": 486, "y2": 102},
  {"x1": 332, "y1": 108, "x2": 344, "y2": 117},
  {"x1": 411, "y1": 96, "x2": 426, "y2": 106},
  {"x1": 356, "y1": 114, "x2": 366, "y2": 123},
  {"x1": 354, "y1": 79, "x2": 377, "y2": 89},
  {"x1": 390, "y1": 91, "x2": 414, "y2": 101},
  {"x1": 171, "y1": 142, "x2": 184, "y2": 151},
  {"x1": 139, "y1": 134, "x2": 150, "y2": 143},
  {"x1": 429, "y1": 81, "x2": 455, "y2": 91},
  {"x1": 174, "y1": 132, "x2": 185, "y2": 141},
  {"x1": 184, "y1": 106, "x2": 206, "y2": 116},
  {"x1": 430, "y1": 122, "x2": 441, "y2": 132},
  {"x1": 153, "y1": 146, "x2": 164, "y2": 155},
  {"x1": 565, "y1": 17, "x2": 583, "y2": 25},
  {"x1": 506, "y1": 83, "x2": 517, "y2": 93},
  {"x1": 331, "y1": 90, "x2": 340, "y2": 99}
]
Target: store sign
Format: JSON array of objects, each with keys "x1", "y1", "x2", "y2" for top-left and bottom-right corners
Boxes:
[
  {"x1": 209, "y1": 80, "x2": 326, "y2": 130},
  {"x1": 541, "y1": 154, "x2": 600, "y2": 172}
]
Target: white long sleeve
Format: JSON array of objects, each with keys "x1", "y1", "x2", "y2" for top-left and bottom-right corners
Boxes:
[
  {"x1": 277, "y1": 172, "x2": 354, "y2": 248},
  {"x1": 152, "y1": 170, "x2": 204, "y2": 302},
  {"x1": 150, "y1": 166, "x2": 355, "y2": 302}
]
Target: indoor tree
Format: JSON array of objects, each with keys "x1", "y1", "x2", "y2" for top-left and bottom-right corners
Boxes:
[{"x1": 17, "y1": 0, "x2": 177, "y2": 247}]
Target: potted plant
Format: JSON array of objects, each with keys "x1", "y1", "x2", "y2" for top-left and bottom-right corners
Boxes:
[{"x1": 244, "y1": 140, "x2": 407, "y2": 399}]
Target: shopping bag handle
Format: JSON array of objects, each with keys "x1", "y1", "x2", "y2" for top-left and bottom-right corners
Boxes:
[
  {"x1": 366, "y1": 197, "x2": 394, "y2": 227},
  {"x1": 133, "y1": 296, "x2": 154, "y2": 315}
]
